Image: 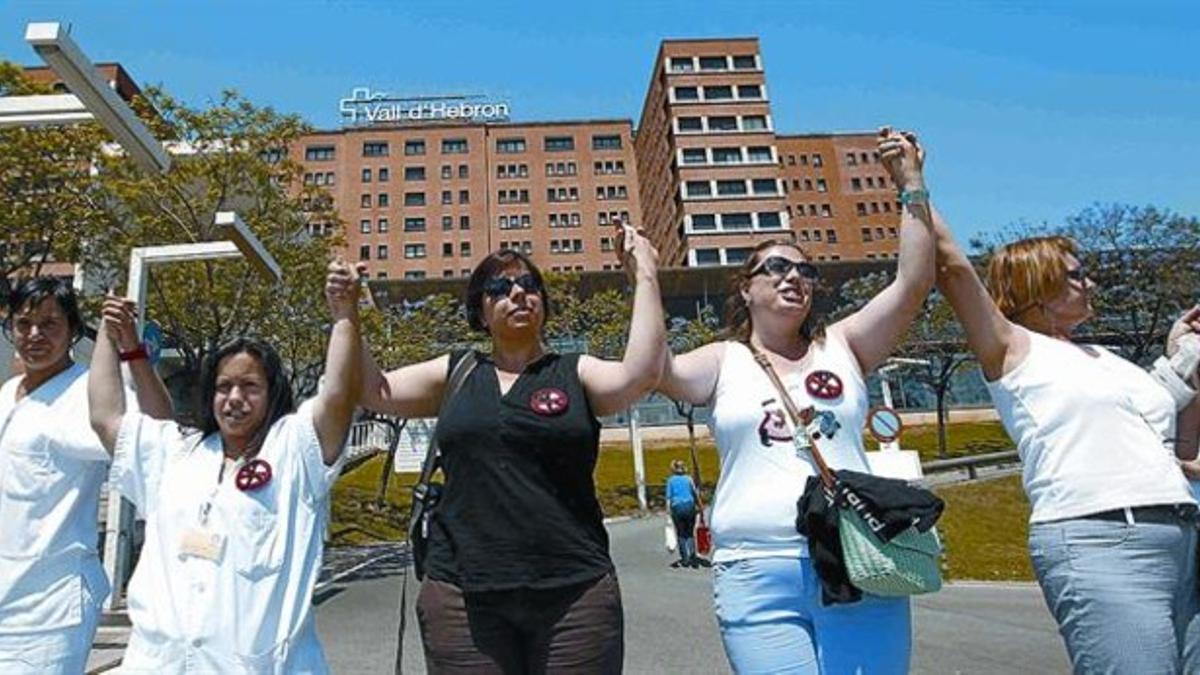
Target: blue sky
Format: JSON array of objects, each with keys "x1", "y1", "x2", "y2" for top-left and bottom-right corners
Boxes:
[{"x1": 1, "y1": 1, "x2": 1196, "y2": 242}]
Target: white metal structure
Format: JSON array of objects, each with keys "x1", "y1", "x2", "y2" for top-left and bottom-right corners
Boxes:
[
  {"x1": 0, "y1": 22, "x2": 170, "y2": 173},
  {"x1": 103, "y1": 212, "x2": 282, "y2": 609},
  {"x1": 864, "y1": 358, "x2": 929, "y2": 480}
]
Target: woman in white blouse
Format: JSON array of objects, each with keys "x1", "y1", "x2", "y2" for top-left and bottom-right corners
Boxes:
[
  {"x1": 88, "y1": 261, "x2": 362, "y2": 674},
  {"x1": 930, "y1": 205, "x2": 1200, "y2": 672}
]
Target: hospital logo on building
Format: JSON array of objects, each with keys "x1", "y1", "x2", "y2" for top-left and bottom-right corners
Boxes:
[{"x1": 338, "y1": 87, "x2": 511, "y2": 126}]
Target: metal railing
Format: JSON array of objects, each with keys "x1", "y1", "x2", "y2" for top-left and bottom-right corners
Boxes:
[{"x1": 922, "y1": 450, "x2": 1020, "y2": 480}]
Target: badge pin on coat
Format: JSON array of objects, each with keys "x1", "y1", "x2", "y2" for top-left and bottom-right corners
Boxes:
[{"x1": 530, "y1": 387, "x2": 569, "y2": 416}]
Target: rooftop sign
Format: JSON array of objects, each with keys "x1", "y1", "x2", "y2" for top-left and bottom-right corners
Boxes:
[{"x1": 339, "y1": 88, "x2": 510, "y2": 126}]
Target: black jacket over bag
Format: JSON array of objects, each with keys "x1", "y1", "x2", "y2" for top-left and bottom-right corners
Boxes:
[{"x1": 796, "y1": 469, "x2": 944, "y2": 605}]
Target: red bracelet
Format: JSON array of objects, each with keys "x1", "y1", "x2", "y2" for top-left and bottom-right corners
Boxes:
[{"x1": 119, "y1": 344, "x2": 149, "y2": 362}]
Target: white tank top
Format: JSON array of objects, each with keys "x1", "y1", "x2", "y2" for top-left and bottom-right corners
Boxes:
[
  {"x1": 707, "y1": 334, "x2": 871, "y2": 562},
  {"x1": 987, "y1": 328, "x2": 1194, "y2": 523}
]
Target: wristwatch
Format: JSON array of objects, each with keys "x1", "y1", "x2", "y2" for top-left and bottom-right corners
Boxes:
[{"x1": 898, "y1": 188, "x2": 930, "y2": 205}]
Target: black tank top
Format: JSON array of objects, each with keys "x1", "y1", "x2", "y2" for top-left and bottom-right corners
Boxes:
[{"x1": 424, "y1": 350, "x2": 612, "y2": 591}]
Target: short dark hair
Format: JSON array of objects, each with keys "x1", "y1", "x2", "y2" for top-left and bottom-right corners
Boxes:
[
  {"x1": 464, "y1": 249, "x2": 552, "y2": 333},
  {"x1": 197, "y1": 337, "x2": 295, "y2": 452},
  {"x1": 4, "y1": 276, "x2": 85, "y2": 343}
]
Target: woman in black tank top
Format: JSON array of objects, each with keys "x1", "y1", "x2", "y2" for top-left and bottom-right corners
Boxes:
[{"x1": 358, "y1": 222, "x2": 665, "y2": 673}]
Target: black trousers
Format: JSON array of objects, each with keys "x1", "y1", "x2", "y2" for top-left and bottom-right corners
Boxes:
[{"x1": 416, "y1": 571, "x2": 624, "y2": 674}]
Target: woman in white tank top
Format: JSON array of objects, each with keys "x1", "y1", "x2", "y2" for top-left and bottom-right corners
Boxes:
[
  {"x1": 929, "y1": 192, "x2": 1200, "y2": 672},
  {"x1": 658, "y1": 129, "x2": 936, "y2": 675}
]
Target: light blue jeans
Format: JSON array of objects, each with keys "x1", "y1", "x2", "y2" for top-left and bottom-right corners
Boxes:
[
  {"x1": 713, "y1": 555, "x2": 911, "y2": 674},
  {"x1": 1029, "y1": 514, "x2": 1200, "y2": 675}
]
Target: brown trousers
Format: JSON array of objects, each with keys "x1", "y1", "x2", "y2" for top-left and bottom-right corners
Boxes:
[{"x1": 416, "y1": 571, "x2": 624, "y2": 674}]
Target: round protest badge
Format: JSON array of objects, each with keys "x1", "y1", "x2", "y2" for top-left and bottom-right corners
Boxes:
[
  {"x1": 529, "y1": 387, "x2": 570, "y2": 416},
  {"x1": 805, "y1": 370, "x2": 844, "y2": 400},
  {"x1": 235, "y1": 458, "x2": 273, "y2": 492},
  {"x1": 867, "y1": 407, "x2": 904, "y2": 443}
]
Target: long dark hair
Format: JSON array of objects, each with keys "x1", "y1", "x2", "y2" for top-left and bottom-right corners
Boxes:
[
  {"x1": 197, "y1": 337, "x2": 295, "y2": 453},
  {"x1": 722, "y1": 239, "x2": 825, "y2": 344},
  {"x1": 464, "y1": 248, "x2": 553, "y2": 333}
]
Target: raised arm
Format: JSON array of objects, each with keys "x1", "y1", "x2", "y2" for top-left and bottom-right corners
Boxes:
[
  {"x1": 104, "y1": 295, "x2": 173, "y2": 420},
  {"x1": 579, "y1": 221, "x2": 667, "y2": 417},
  {"x1": 89, "y1": 299, "x2": 130, "y2": 452},
  {"x1": 658, "y1": 342, "x2": 726, "y2": 407},
  {"x1": 928, "y1": 207, "x2": 1028, "y2": 381},
  {"x1": 312, "y1": 260, "x2": 364, "y2": 465},
  {"x1": 832, "y1": 129, "x2": 936, "y2": 373},
  {"x1": 358, "y1": 347, "x2": 449, "y2": 419}
]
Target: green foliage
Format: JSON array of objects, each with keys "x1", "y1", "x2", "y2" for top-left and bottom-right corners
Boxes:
[
  {"x1": 0, "y1": 62, "x2": 110, "y2": 282},
  {"x1": 96, "y1": 88, "x2": 339, "y2": 396},
  {"x1": 971, "y1": 203, "x2": 1200, "y2": 364},
  {"x1": 667, "y1": 303, "x2": 720, "y2": 352}
]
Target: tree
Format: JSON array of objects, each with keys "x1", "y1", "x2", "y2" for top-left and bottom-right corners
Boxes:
[
  {"x1": 1057, "y1": 204, "x2": 1198, "y2": 364},
  {"x1": 833, "y1": 272, "x2": 972, "y2": 458},
  {"x1": 83, "y1": 88, "x2": 343, "y2": 403},
  {"x1": 0, "y1": 62, "x2": 110, "y2": 284}
]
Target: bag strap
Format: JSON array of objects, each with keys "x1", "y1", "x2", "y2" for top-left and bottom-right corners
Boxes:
[
  {"x1": 747, "y1": 342, "x2": 836, "y2": 489},
  {"x1": 396, "y1": 350, "x2": 477, "y2": 675},
  {"x1": 413, "y1": 350, "x2": 478, "y2": 492}
]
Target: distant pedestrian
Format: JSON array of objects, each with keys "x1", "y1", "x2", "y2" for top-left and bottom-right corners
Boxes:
[
  {"x1": 656, "y1": 128, "x2": 935, "y2": 674},
  {"x1": 666, "y1": 460, "x2": 700, "y2": 568}
]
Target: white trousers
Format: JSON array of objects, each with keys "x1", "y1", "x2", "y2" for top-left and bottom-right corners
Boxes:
[{"x1": 0, "y1": 579, "x2": 102, "y2": 674}]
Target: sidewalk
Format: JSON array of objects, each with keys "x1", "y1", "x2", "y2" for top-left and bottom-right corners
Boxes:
[{"x1": 86, "y1": 612, "x2": 130, "y2": 674}]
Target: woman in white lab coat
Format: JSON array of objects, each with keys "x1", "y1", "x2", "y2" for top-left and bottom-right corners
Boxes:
[
  {"x1": 0, "y1": 278, "x2": 171, "y2": 674},
  {"x1": 88, "y1": 261, "x2": 362, "y2": 674}
]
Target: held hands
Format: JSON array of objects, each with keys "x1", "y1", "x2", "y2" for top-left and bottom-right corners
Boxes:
[
  {"x1": 100, "y1": 294, "x2": 140, "y2": 352},
  {"x1": 877, "y1": 126, "x2": 926, "y2": 193},
  {"x1": 325, "y1": 259, "x2": 364, "y2": 321},
  {"x1": 1167, "y1": 305, "x2": 1200, "y2": 387},
  {"x1": 614, "y1": 215, "x2": 659, "y2": 283},
  {"x1": 1167, "y1": 306, "x2": 1200, "y2": 357}
]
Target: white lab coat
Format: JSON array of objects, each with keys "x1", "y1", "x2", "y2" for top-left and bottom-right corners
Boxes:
[
  {"x1": 111, "y1": 399, "x2": 342, "y2": 674},
  {"x1": 0, "y1": 362, "x2": 111, "y2": 672}
]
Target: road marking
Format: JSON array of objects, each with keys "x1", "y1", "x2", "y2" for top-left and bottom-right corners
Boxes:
[{"x1": 316, "y1": 547, "x2": 401, "y2": 593}]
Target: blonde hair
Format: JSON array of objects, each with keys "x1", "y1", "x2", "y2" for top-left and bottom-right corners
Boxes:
[
  {"x1": 670, "y1": 459, "x2": 687, "y2": 475},
  {"x1": 984, "y1": 235, "x2": 1078, "y2": 322}
]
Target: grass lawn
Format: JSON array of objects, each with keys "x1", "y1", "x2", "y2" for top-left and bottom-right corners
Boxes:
[
  {"x1": 331, "y1": 420, "x2": 1031, "y2": 581},
  {"x1": 934, "y1": 474, "x2": 1033, "y2": 581}
]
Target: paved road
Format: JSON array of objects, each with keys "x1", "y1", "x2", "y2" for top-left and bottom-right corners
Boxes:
[{"x1": 316, "y1": 515, "x2": 1070, "y2": 674}]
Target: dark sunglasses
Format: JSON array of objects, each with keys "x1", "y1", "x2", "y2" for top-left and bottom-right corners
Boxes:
[
  {"x1": 1065, "y1": 266, "x2": 1089, "y2": 282},
  {"x1": 483, "y1": 273, "x2": 542, "y2": 298},
  {"x1": 751, "y1": 256, "x2": 820, "y2": 281}
]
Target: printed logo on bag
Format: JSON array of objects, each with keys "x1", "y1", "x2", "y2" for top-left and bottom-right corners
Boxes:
[
  {"x1": 805, "y1": 370, "x2": 844, "y2": 400},
  {"x1": 843, "y1": 489, "x2": 887, "y2": 534},
  {"x1": 529, "y1": 387, "x2": 569, "y2": 416}
]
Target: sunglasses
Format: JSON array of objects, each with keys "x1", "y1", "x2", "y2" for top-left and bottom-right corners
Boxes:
[
  {"x1": 483, "y1": 273, "x2": 542, "y2": 298},
  {"x1": 1065, "y1": 266, "x2": 1089, "y2": 282},
  {"x1": 751, "y1": 256, "x2": 820, "y2": 281}
]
